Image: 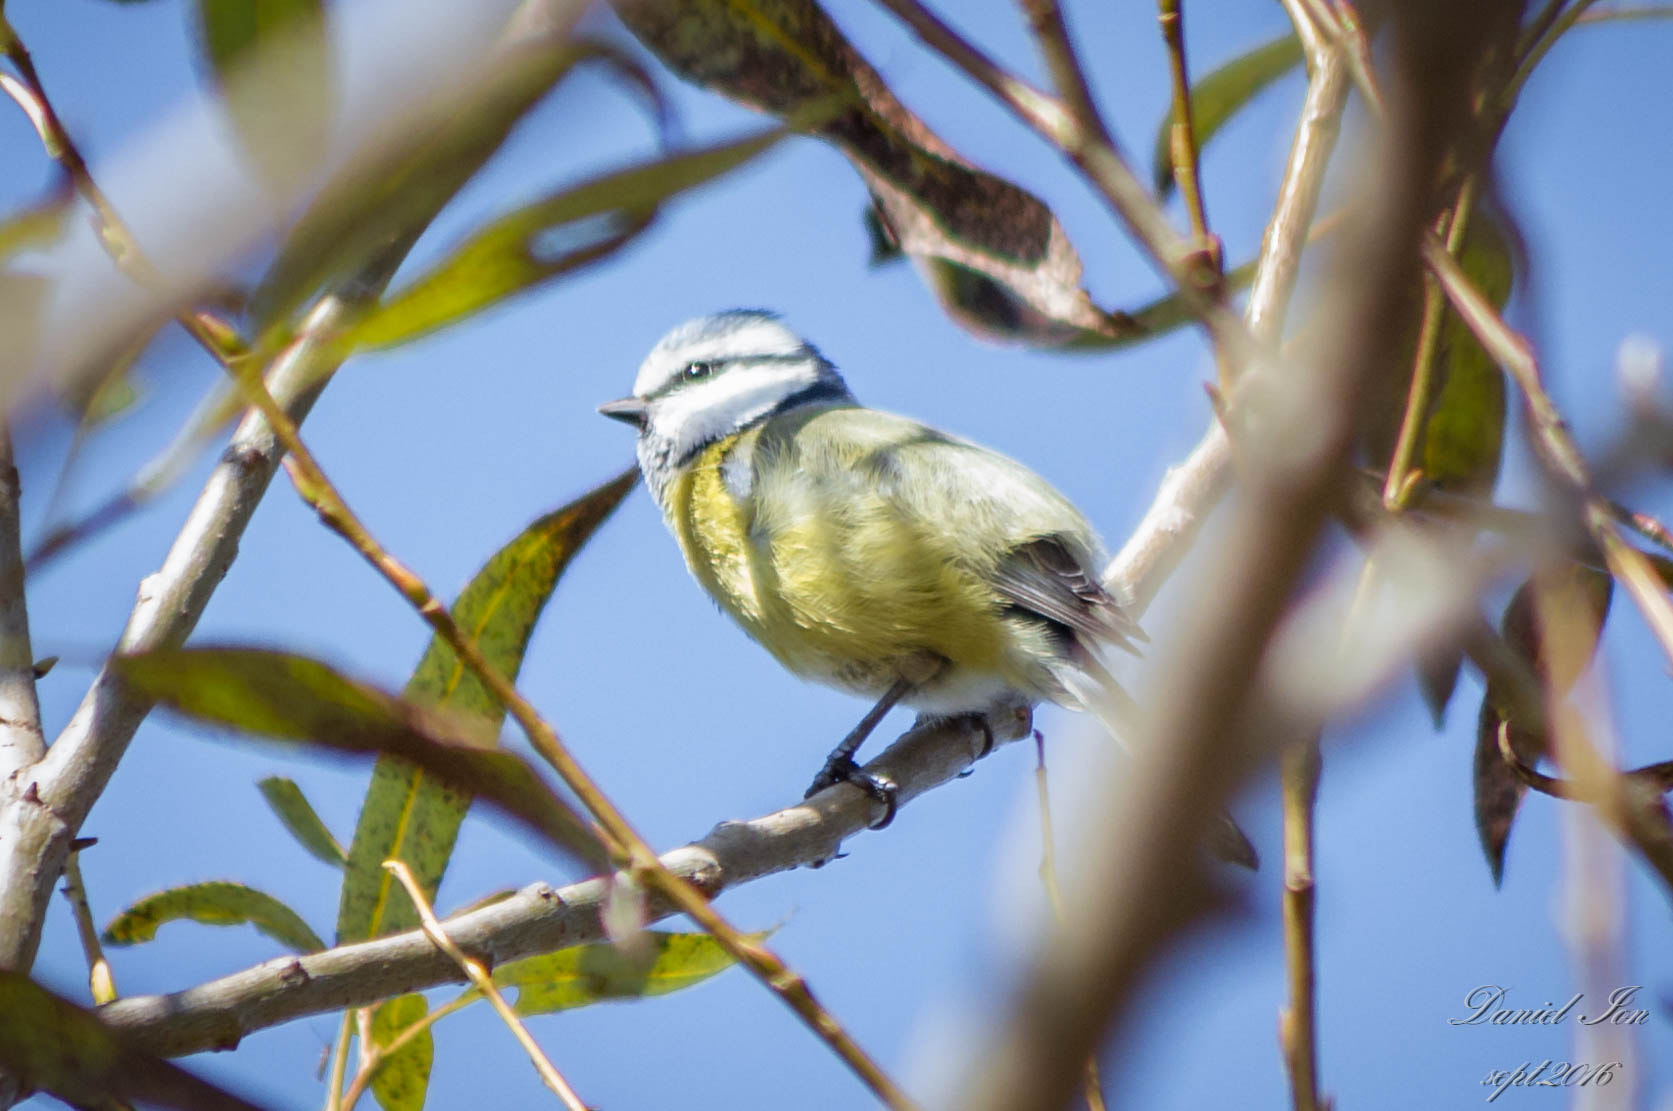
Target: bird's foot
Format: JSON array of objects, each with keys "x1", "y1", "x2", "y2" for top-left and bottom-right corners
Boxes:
[{"x1": 805, "y1": 755, "x2": 899, "y2": 830}]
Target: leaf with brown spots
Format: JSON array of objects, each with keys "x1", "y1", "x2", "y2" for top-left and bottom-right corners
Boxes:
[{"x1": 612, "y1": 0, "x2": 1134, "y2": 346}]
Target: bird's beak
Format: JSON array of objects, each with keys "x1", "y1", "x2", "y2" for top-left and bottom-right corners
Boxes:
[{"x1": 597, "y1": 397, "x2": 649, "y2": 429}]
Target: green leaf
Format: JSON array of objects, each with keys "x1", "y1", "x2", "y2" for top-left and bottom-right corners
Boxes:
[
  {"x1": 1151, "y1": 32, "x2": 1304, "y2": 195},
  {"x1": 0, "y1": 191, "x2": 70, "y2": 260},
  {"x1": 102, "y1": 880, "x2": 325, "y2": 954},
  {"x1": 335, "y1": 468, "x2": 637, "y2": 944},
  {"x1": 1420, "y1": 215, "x2": 1514, "y2": 497},
  {"x1": 0, "y1": 972, "x2": 268, "y2": 1111},
  {"x1": 350, "y1": 129, "x2": 785, "y2": 350},
  {"x1": 113, "y1": 647, "x2": 607, "y2": 877},
  {"x1": 480, "y1": 932, "x2": 750, "y2": 1016},
  {"x1": 1060, "y1": 251, "x2": 1260, "y2": 351},
  {"x1": 257, "y1": 776, "x2": 347, "y2": 867},
  {"x1": 195, "y1": 0, "x2": 335, "y2": 194},
  {"x1": 369, "y1": 994, "x2": 433, "y2": 1111}
]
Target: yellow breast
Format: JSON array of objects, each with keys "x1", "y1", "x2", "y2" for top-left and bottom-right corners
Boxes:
[{"x1": 663, "y1": 426, "x2": 1012, "y2": 693}]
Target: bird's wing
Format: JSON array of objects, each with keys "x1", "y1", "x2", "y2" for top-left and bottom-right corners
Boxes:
[
  {"x1": 989, "y1": 536, "x2": 1145, "y2": 653},
  {"x1": 777, "y1": 407, "x2": 1143, "y2": 652}
]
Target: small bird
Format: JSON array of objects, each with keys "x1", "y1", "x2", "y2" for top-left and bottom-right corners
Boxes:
[{"x1": 601, "y1": 310, "x2": 1252, "y2": 864}]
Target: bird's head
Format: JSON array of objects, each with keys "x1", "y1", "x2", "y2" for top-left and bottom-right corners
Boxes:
[{"x1": 599, "y1": 311, "x2": 853, "y2": 466}]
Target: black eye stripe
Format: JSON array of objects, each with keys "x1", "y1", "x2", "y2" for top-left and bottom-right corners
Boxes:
[{"x1": 647, "y1": 351, "x2": 817, "y2": 399}]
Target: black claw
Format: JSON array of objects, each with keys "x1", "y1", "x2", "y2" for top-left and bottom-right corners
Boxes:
[
  {"x1": 857, "y1": 771, "x2": 899, "y2": 829},
  {"x1": 805, "y1": 756, "x2": 898, "y2": 829},
  {"x1": 972, "y1": 716, "x2": 996, "y2": 759},
  {"x1": 805, "y1": 753, "x2": 857, "y2": 799}
]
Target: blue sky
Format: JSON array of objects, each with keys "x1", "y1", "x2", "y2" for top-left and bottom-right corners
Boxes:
[{"x1": 5, "y1": 1, "x2": 1672, "y2": 1108}]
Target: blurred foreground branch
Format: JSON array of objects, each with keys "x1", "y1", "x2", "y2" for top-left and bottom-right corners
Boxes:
[{"x1": 957, "y1": 3, "x2": 1526, "y2": 1108}]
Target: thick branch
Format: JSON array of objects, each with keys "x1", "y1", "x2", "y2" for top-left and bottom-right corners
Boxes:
[
  {"x1": 98, "y1": 715, "x2": 1002, "y2": 1057},
  {"x1": 960, "y1": 5, "x2": 1525, "y2": 1109},
  {"x1": 0, "y1": 424, "x2": 43, "y2": 780},
  {"x1": 36, "y1": 270, "x2": 396, "y2": 830},
  {"x1": 0, "y1": 244, "x2": 409, "y2": 993}
]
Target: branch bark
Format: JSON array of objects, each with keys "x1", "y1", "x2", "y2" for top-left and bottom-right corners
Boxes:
[
  {"x1": 0, "y1": 242, "x2": 409, "y2": 1000},
  {"x1": 0, "y1": 423, "x2": 44, "y2": 782},
  {"x1": 98, "y1": 714, "x2": 1005, "y2": 1057}
]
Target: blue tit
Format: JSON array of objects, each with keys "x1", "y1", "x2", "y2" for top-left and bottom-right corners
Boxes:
[{"x1": 600, "y1": 310, "x2": 1252, "y2": 862}]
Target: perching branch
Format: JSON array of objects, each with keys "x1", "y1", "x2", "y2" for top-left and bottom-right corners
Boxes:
[{"x1": 97, "y1": 714, "x2": 1004, "y2": 1058}]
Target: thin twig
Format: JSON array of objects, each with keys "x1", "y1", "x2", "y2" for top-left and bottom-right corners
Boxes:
[
  {"x1": 1503, "y1": 0, "x2": 1605, "y2": 111},
  {"x1": 322, "y1": 1011, "x2": 356, "y2": 1111},
  {"x1": 1032, "y1": 736, "x2": 1107, "y2": 1111},
  {"x1": 872, "y1": 0, "x2": 1252, "y2": 365},
  {"x1": 1107, "y1": 0, "x2": 1348, "y2": 613},
  {"x1": 59, "y1": 850, "x2": 116, "y2": 1004},
  {"x1": 1016, "y1": 1, "x2": 1107, "y2": 140},
  {"x1": 0, "y1": 15, "x2": 245, "y2": 367},
  {"x1": 336, "y1": 994, "x2": 472, "y2": 1111},
  {"x1": 1278, "y1": 737, "x2": 1322, "y2": 1111},
  {"x1": 26, "y1": 382, "x2": 244, "y2": 573},
  {"x1": 384, "y1": 861, "x2": 588, "y2": 1111},
  {"x1": 1155, "y1": 0, "x2": 1228, "y2": 391},
  {"x1": 1155, "y1": 0, "x2": 1215, "y2": 258},
  {"x1": 1381, "y1": 180, "x2": 1479, "y2": 508},
  {"x1": 1423, "y1": 236, "x2": 1673, "y2": 675},
  {"x1": 227, "y1": 366, "x2": 913, "y2": 1109}
]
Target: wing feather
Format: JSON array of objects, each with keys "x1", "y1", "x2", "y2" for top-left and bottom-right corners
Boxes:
[{"x1": 990, "y1": 536, "x2": 1145, "y2": 653}]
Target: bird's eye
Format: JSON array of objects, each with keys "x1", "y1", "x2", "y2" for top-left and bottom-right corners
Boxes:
[{"x1": 683, "y1": 360, "x2": 714, "y2": 381}]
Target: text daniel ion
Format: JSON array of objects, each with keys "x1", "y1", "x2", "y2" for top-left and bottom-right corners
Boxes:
[{"x1": 1450, "y1": 986, "x2": 1649, "y2": 1027}]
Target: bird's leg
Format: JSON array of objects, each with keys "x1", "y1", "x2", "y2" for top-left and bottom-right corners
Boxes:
[{"x1": 805, "y1": 677, "x2": 913, "y2": 829}]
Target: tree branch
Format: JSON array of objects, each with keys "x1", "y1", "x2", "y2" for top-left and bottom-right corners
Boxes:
[
  {"x1": 0, "y1": 241, "x2": 410, "y2": 999},
  {"x1": 0, "y1": 423, "x2": 43, "y2": 781},
  {"x1": 1105, "y1": 0, "x2": 1347, "y2": 614},
  {"x1": 247, "y1": 366, "x2": 915, "y2": 1107},
  {"x1": 871, "y1": 0, "x2": 1252, "y2": 364},
  {"x1": 958, "y1": 4, "x2": 1526, "y2": 1108},
  {"x1": 97, "y1": 714, "x2": 1004, "y2": 1057}
]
